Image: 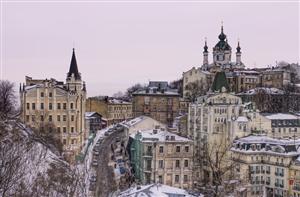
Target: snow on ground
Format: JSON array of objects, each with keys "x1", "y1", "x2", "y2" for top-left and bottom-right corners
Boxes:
[
  {"x1": 118, "y1": 183, "x2": 202, "y2": 197},
  {"x1": 80, "y1": 126, "x2": 110, "y2": 195}
]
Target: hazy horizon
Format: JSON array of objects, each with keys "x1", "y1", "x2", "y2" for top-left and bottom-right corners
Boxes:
[{"x1": 1, "y1": 1, "x2": 299, "y2": 96}]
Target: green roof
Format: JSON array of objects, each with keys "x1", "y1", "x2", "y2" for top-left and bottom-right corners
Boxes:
[{"x1": 211, "y1": 71, "x2": 229, "y2": 92}]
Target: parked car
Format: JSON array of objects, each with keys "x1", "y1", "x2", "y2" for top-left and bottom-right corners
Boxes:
[
  {"x1": 89, "y1": 175, "x2": 97, "y2": 182},
  {"x1": 104, "y1": 132, "x2": 109, "y2": 136},
  {"x1": 115, "y1": 137, "x2": 121, "y2": 143},
  {"x1": 92, "y1": 159, "x2": 98, "y2": 167},
  {"x1": 108, "y1": 128, "x2": 114, "y2": 133}
]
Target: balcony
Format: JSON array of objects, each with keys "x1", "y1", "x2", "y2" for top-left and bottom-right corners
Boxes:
[{"x1": 143, "y1": 151, "x2": 153, "y2": 157}]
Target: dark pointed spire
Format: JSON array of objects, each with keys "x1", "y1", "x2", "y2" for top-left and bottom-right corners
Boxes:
[
  {"x1": 204, "y1": 37, "x2": 208, "y2": 53},
  {"x1": 236, "y1": 40, "x2": 241, "y2": 53},
  {"x1": 67, "y1": 48, "x2": 81, "y2": 80},
  {"x1": 218, "y1": 23, "x2": 226, "y2": 41}
]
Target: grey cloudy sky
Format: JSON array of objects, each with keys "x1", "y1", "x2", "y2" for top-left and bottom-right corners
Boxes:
[{"x1": 1, "y1": 1, "x2": 299, "y2": 96}]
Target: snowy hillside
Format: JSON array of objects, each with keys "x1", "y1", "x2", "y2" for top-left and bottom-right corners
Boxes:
[{"x1": 0, "y1": 120, "x2": 86, "y2": 197}]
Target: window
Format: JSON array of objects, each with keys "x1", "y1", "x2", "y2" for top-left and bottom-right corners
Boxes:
[
  {"x1": 40, "y1": 103, "x2": 44, "y2": 110},
  {"x1": 63, "y1": 115, "x2": 66, "y2": 121},
  {"x1": 70, "y1": 103, "x2": 74, "y2": 109},
  {"x1": 32, "y1": 115, "x2": 35, "y2": 122},
  {"x1": 49, "y1": 103, "x2": 52, "y2": 110},
  {"x1": 32, "y1": 103, "x2": 36, "y2": 110},
  {"x1": 158, "y1": 176, "x2": 163, "y2": 184},
  {"x1": 185, "y1": 146, "x2": 189, "y2": 153},
  {"x1": 184, "y1": 160, "x2": 189, "y2": 168},
  {"x1": 71, "y1": 115, "x2": 74, "y2": 121},
  {"x1": 71, "y1": 127, "x2": 74, "y2": 133},
  {"x1": 176, "y1": 146, "x2": 180, "y2": 153},
  {"x1": 63, "y1": 139, "x2": 67, "y2": 145},
  {"x1": 57, "y1": 115, "x2": 60, "y2": 121},
  {"x1": 175, "y1": 160, "x2": 180, "y2": 168},
  {"x1": 26, "y1": 103, "x2": 30, "y2": 110},
  {"x1": 159, "y1": 146, "x2": 164, "y2": 153},
  {"x1": 40, "y1": 92, "x2": 44, "y2": 97},
  {"x1": 57, "y1": 103, "x2": 61, "y2": 110},
  {"x1": 184, "y1": 175, "x2": 188, "y2": 183},
  {"x1": 175, "y1": 175, "x2": 179, "y2": 183},
  {"x1": 40, "y1": 115, "x2": 44, "y2": 121},
  {"x1": 26, "y1": 115, "x2": 30, "y2": 122},
  {"x1": 159, "y1": 160, "x2": 164, "y2": 168},
  {"x1": 57, "y1": 127, "x2": 61, "y2": 133},
  {"x1": 71, "y1": 139, "x2": 75, "y2": 145},
  {"x1": 63, "y1": 103, "x2": 67, "y2": 110},
  {"x1": 49, "y1": 92, "x2": 52, "y2": 97},
  {"x1": 49, "y1": 115, "x2": 52, "y2": 122},
  {"x1": 63, "y1": 127, "x2": 67, "y2": 133}
]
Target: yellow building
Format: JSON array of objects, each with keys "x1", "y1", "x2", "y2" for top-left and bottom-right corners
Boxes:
[
  {"x1": 20, "y1": 49, "x2": 86, "y2": 161},
  {"x1": 86, "y1": 97, "x2": 132, "y2": 125}
]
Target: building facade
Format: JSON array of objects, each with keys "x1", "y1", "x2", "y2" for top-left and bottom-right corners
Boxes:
[
  {"x1": 86, "y1": 97, "x2": 132, "y2": 125},
  {"x1": 20, "y1": 49, "x2": 86, "y2": 161},
  {"x1": 231, "y1": 135, "x2": 300, "y2": 197},
  {"x1": 85, "y1": 112, "x2": 102, "y2": 135},
  {"x1": 132, "y1": 81, "x2": 180, "y2": 126},
  {"x1": 129, "y1": 127, "x2": 194, "y2": 189}
]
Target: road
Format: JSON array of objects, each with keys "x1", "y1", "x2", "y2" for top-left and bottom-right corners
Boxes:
[{"x1": 95, "y1": 129, "x2": 126, "y2": 197}]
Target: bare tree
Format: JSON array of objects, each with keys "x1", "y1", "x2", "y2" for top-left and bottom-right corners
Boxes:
[
  {"x1": 202, "y1": 139, "x2": 239, "y2": 197},
  {"x1": 0, "y1": 80, "x2": 18, "y2": 121},
  {"x1": 185, "y1": 79, "x2": 208, "y2": 102}
]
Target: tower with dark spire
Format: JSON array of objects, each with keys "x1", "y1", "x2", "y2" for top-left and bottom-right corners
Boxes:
[
  {"x1": 236, "y1": 41, "x2": 242, "y2": 65},
  {"x1": 203, "y1": 38, "x2": 209, "y2": 66},
  {"x1": 212, "y1": 25, "x2": 232, "y2": 66},
  {"x1": 66, "y1": 48, "x2": 83, "y2": 92}
]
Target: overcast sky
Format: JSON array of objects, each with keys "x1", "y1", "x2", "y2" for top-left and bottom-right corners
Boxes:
[{"x1": 1, "y1": 1, "x2": 299, "y2": 96}]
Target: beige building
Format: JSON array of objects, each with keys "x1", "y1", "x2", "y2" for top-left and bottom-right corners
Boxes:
[
  {"x1": 182, "y1": 67, "x2": 211, "y2": 99},
  {"x1": 86, "y1": 97, "x2": 132, "y2": 125},
  {"x1": 254, "y1": 113, "x2": 300, "y2": 138},
  {"x1": 132, "y1": 81, "x2": 180, "y2": 126},
  {"x1": 262, "y1": 69, "x2": 291, "y2": 89},
  {"x1": 129, "y1": 126, "x2": 194, "y2": 189},
  {"x1": 121, "y1": 115, "x2": 166, "y2": 136},
  {"x1": 289, "y1": 160, "x2": 300, "y2": 197},
  {"x1": 232, "y1": 135, "x2": 300, "y2": 197},
  {"x1": 20, "y1": 49, "x2": 86, "y2": 161}
]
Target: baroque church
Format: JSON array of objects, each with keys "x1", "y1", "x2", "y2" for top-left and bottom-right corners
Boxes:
[{"x1": 201, "y1": 25, "x2": 245, "y2": 72}]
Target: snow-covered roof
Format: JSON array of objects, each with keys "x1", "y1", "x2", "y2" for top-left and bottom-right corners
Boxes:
[
  {"x1": 121, "y1": 116, "x2": 148, "y2": 128},
  {"x1": 262, "y1": 113, "x2": 299, "y2": 120},
  {"x1": 234, "y1": 135, "x2": 300, "y2": 146},
  {"x1": 131, "y1": 128, "x2": 192, "y2": 143},
  {"x1": 85, "y1": 112, "x2": 102, "y2": 118},
  {"x1": 237, "y1": 87, "x2": 284, "y2": 95},
  {"x1": 236, "y1": 116, "x2": 248, "y2": 122},
  {"x1": 108, "y1": 98, "x2": 131, "y2": 104},
  {"x1": 118, "y1": 183, "x2": 201, "y2": 197}
]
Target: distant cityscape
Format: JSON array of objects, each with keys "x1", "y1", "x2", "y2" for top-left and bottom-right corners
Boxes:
[{"x1": 1, "y1": 25, "x2": 300, "y2": 197}]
